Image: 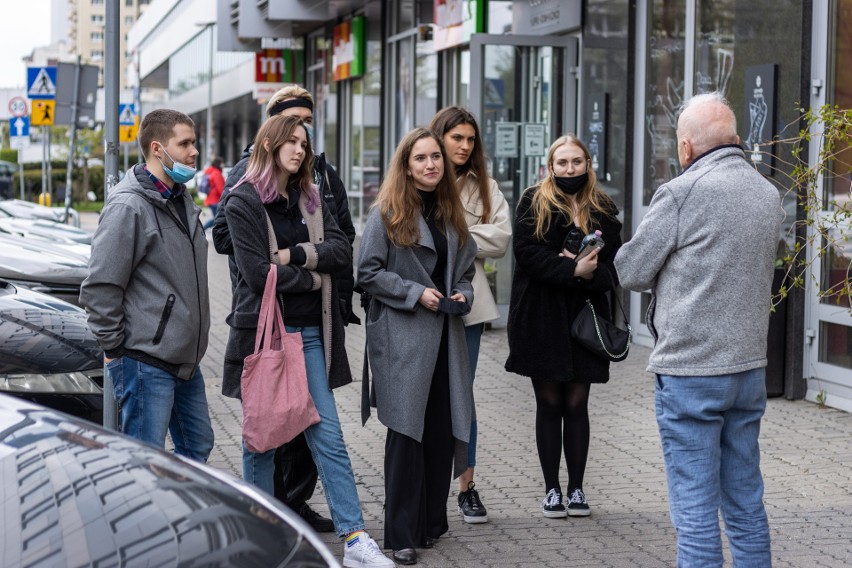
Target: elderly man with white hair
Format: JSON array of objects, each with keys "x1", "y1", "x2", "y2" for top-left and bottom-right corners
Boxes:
[{"x1": 615, "y1": 92, "x2": 783, "y2": 567}]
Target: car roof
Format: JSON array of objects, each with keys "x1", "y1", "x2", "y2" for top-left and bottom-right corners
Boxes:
[{"x1": 0, "y1": 393, "x2": 339, "y2": 567}]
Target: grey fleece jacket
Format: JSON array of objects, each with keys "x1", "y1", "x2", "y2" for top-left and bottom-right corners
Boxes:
[
  {"x1": 80, "y1": 164, "x2": 210, "y2": 380},
  {"x1": 615, "y1": 145, "x2": 783, "y2": 376}
]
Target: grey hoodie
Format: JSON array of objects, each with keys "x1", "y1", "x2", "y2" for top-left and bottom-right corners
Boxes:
[
  {"x1": 615, "y1": 145, "x2": 783, "y2": 377},
  {"x1": 80, "y1": 164, "x2": 210, "y2": 380}
]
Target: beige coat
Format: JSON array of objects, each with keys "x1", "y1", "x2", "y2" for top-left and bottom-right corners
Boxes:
[{"x1": 459, "y1": 174, "x2": 512, "y2": 326}]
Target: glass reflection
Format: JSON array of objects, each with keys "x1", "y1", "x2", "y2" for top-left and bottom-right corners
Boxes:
[
  {"x1": 644, "y1": 0, "x2": 686, "y2": 204},
  {"x1": 821, "y1": 230, "x2": 852, "y2": 308}
]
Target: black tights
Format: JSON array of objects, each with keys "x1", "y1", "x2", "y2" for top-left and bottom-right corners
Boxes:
[{"x1": 531, "y1": 379, "x2": 591, "y2": 494}]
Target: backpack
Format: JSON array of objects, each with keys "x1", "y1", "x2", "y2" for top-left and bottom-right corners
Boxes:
[{"x1": 198, "y1": 172, "x2": 210, "y2": 195}]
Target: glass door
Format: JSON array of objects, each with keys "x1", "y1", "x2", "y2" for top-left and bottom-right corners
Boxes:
[{"x1": 470, "y1": 33, "x2": 578, "y2": 305}]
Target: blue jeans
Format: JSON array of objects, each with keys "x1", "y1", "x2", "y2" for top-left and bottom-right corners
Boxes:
[
  {"x1": 464, "y1": 323, "x2": 483, "y2": 468},
  {"x1": 202, "y1": 204, "x2": 218, "y2": 230},
  {"x1": 655, "y1": 369, "x2": 771, "y2": 568},
  {"x1": 242, "y1": 326, "x2": 365, "y2": 537},
  {"x1": 108, "y1": 356, "x2": 214, "y2": 462}
]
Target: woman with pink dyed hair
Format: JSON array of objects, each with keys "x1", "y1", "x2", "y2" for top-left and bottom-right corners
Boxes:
[{"x1": 220, "y1": 114, "x2": 393, "y2": 568}]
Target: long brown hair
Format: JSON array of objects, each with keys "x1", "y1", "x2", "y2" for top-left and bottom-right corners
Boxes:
[
  {"x1": 429, "y1": 106, "x2": 491, "y2": 223},
  {"x1": 237, "y1": 114, "x2": 317, "y2": 207},
  {"x1": 530, "y1": 134, "x2": 616, "y2": 239},
  {"x1": 375, "y1": 128, "x2": 468, "y2": 248}
]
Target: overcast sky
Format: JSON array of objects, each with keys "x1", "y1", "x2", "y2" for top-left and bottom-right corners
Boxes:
[{"x1": 0, "y1": 0, "x2": 52, "y2": 89}]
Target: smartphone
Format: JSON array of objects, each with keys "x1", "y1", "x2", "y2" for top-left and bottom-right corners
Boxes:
[{"x1": 576, "y1": 236, "x2": 604, "y2": 261}]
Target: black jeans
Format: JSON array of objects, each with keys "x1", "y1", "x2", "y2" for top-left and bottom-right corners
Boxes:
[{"x1": 273, "y1": 433, "x2": 318, "y2": 508}]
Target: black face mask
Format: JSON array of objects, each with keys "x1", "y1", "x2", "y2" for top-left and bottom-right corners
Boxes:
[{"x1": 553, "y1": 172, "x2": 589, "y2": 195}]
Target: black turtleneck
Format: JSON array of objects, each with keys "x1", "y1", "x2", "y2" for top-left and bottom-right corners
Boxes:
[{"x1": 419, "y1": 189, "x2": 447, "y2": 295}]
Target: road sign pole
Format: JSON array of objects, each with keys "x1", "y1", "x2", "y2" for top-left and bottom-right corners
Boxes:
[
  {"x1": 64, "y1": 56, "x2": 82, "y2": 223},
  {"x1": 41, "y1": 128, "x2": 47, "y2": 203},
  {"x1": 103, "y1": 0, "x2": 120, "y2": 431},
  {"x1": 18, "y1": 148, "x2": 24, "y2": 200}
]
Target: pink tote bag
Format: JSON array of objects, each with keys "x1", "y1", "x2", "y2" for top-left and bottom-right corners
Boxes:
[{"x1": 241, "y1": 266, "x2": 320, "y2": 453}]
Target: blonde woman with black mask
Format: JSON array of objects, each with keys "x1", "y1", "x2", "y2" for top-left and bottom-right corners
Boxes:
[{"x1": 505, "y1": 134, "x2": 622, "y2": 520}]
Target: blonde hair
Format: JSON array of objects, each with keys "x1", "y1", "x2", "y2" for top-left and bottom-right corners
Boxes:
[
  {"x1": 530, "y1": 135, "x2": 616, "y2": 239},
  {"x1": 266, "y1": 85, "x2": 314, "y2": 117},
  {"x1": 375, "y1": 128, "x2": 468, "y2": 248}
]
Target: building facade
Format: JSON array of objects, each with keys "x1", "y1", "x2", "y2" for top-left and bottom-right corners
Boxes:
[
  {"x1": 127, "y1": 0, "x2": 852, "y2": 412},
  {"x1": 69, "y1": 0, "x2": 150, "y2": 88}
]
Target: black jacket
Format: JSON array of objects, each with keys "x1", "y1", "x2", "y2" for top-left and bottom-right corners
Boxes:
[
  {"x1": 221, "y1": 182, "x2": 352, "y2": 398},
  {"x1": 212, "y1": 146, "x2": 359, "y2": 324},
  {"x1": 505, "y1": 185, "x2": 623, "y2": 383}
]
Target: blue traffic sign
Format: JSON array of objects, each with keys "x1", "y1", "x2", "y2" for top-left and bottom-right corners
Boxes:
[
  {"x1": 27, "y1": 67, "x2": 57, "y2": 100},
  {"x1": 9, "y1": 116, "x2": 30, "y2": 138},
  {"x1": 119, "y1": 103, "x2": 136, "y2": 126}
]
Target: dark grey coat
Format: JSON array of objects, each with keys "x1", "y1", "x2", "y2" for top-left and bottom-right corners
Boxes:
[
  {"x1": 220, "y1": 182, "x2": 352, "y2": 399},
  {"x1": 357, "y1": 208, "x2": 477, "y2": 477}
]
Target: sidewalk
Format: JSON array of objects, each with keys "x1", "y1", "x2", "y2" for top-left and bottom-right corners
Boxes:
[
  {"x1": 198, "y1": 243, "x2": 852, "y2": 567},
  {"x1": 77, "y1": 204, "x2": 849, "y2": 568}
]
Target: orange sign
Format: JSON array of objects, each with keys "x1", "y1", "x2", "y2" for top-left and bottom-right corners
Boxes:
[{"x1": 31, "y1": 100, "x2": 55, "y2": 126}]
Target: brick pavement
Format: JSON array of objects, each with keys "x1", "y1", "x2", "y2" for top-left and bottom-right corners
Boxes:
[{"x1": 82, "y1": 213, "x2": 852, "y2": 566}]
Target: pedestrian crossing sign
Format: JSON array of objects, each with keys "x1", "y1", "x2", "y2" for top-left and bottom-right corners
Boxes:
[
  {"x1": 119, "y1": 103, "x2": 136, "y2": 126},
  {"x1": 27, "y1": 67, "x2": 57, "y2": 100},
  {"x1": 120, "y1": 117, "x2": 139, "y2": 143},
  {"x1": 31, "y1": 100, "x2": 55, "y2": 126}
]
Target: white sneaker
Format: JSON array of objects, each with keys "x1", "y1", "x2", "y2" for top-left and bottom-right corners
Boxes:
[{"x1": 343, "y1": 531, "x2": 396, "y2": 568}]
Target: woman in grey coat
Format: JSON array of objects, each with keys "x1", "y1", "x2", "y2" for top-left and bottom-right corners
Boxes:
[{"x1": 357, "y1": 128, "x2": 477, "y2": 565}]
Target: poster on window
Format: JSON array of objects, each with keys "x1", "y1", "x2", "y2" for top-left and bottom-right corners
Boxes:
[
  {"x1": 433, "y1": 0, "x2": 484, "y2": 51},
  {"x1": 743, "y1": 64, "x2": 776, "y2": 176},
  {"x1": 585, "y1": 93, "x2": 608, "y2": 176},
  {"x1": 333, "y1": 17, "x2": 366, "y2": 81}
]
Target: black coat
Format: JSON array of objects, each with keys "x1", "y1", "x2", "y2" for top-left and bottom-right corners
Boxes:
[
  {"x1": 220, "y1": 182, "x2": 352, "y2": 399},
  {"x1": 213, "y1": 148, "x2": 358, "y2": 324},
  {"x1": 505, "y1": 185, "x2": 623, "y2": 383}
]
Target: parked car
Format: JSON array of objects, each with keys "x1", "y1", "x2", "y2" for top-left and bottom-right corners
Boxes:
[
  {"x1": 0, "y1": 207, "x2": 92, "y2": 244},
  {"x1": 0, "y1": 160, "x2": 15, "y2": 199},
  {"x1": 0, "y1": 279, "x2": 103, "y2": 423},
  {"x1": 0, "y1": 393, "x2": 340, "y2": 568},
  {"x1": 0, "y1": 198, "x2": 69, "y2": 222},
  {"x1": 0, "y1": 233, "x2": 89, "y2": 304}
]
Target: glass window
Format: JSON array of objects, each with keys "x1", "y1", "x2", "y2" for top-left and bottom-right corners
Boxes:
[
  {"x1": 414, "y1": 38, "x2": 437, "y2": 129},
  {"x1": 393, "y1": 38, "x2": 415, "y2": 146},
  {"x1": 827, "y1": 1, "x2": 852, "y2": 205},
  {"x1": 125, "y1": 16, "x2": 134, "y2": 26},
  {"x1": 91, "y1": 0, "x2": 104, "y2": 5},
  {"x1": 819, "y1": 322, "x2": 852, "y2": 369},
  {"x1": 125, "y1": 0, "x2": 133, "y2": 6},
  {"x1": 91, "y1": 50, "x2": 104, "y2": 61},
  {"x1": 91, "y1": 14, "x2": 104, "y2": 24},
  {"x1": 821, "y1": 230, "x2": 851, "y2": 308},
  {"x1": 90, "y1": 32, "x2": 103, "y2": 42},
  {"x1": 582, "y1": 0, "x2": 630, "y2": 212},
  {"x1": 643, "y1": 0, "x2": 686, "y2": 205}
]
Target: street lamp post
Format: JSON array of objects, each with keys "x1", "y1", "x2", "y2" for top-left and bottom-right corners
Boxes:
[{"x1": 204, "y1": 23, "x2": 214, "y2": 167}]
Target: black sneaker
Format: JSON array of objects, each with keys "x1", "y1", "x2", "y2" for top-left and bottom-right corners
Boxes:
[
  {"x1": 541, "y1": 488, "x2": 567, "y2": 518},
  {"x1": 297, "y1": 503, "x2": 335, "y2": 533},
  {"x1": 457, "y1": 481, "x2": 489, "y2": 524},
  {"x1": 567, "y1": 488, "x2": 591, "y2": 517}
]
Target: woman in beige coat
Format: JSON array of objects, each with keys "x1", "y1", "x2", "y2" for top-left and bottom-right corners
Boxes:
[{"x1": 430, "y1": 107, "x2": 512, "y2": 524}]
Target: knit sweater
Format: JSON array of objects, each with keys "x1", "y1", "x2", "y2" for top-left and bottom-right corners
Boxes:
[{"x1": 615, "y1": 145, "x2": 784, "y2": 376}]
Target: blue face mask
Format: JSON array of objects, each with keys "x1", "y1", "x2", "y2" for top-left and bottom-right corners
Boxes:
[
  {"x1": 155, "y1": 142, "x2": 197, "y2": 184},
  {"x1": 304, "y1": 123, "x2": 314, "y2": 145}
]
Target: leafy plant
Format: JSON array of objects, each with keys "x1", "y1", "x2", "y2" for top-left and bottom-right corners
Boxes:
[{"x1": 761, "y1": 105, "x2": 852, "y2": 314}]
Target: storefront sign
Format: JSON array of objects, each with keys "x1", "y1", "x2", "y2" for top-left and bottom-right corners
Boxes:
[
  {"x1": 333, "y1": 17, "x2": 366, "y2": 81},
  {"x1": 523, "y1": 123, "x2": 547, "y2": 157},
  {"x1": 743, "y1": 64, "x2": 776, "y2": 176},
  {"x1": 494, "y1": 122, "x2": 519, "y2": 158},
  {"x1": 433, "y1": 0, "x2": 484, "y2": 51},
  {"x1": 585, "y1": 93, "x2": 608, "y2": 175},
  {"x1": 255, "y1": 49, "x2": 300, "y2": 83},
  {"x1": 253, "y1": 82, "x2": 286, "y2": 102},
  {"x1": 512, "y1": 0, "x2": 581, "y2": 35}
]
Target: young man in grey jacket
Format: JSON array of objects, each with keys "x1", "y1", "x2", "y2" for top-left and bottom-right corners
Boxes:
[
  {"x1": 615, "y1": 92, "x2": 783, "y2": 567},
  {"x1": 80, "y1": 109, "x2": 214, "y2": 462}
]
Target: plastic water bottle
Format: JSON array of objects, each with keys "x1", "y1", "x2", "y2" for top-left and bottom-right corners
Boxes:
[{"x1": 580, "y1": 230, "x2": 603, "y2": 249}]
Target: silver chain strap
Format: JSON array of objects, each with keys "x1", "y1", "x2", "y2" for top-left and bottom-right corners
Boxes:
[{"x1": 585, "y1": 299, "x2": 632, "y2": 360}]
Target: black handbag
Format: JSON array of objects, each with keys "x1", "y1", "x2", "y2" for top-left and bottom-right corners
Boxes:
[{"x1": 571, "y1": 296, "x2": 632, "y2": 362}]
